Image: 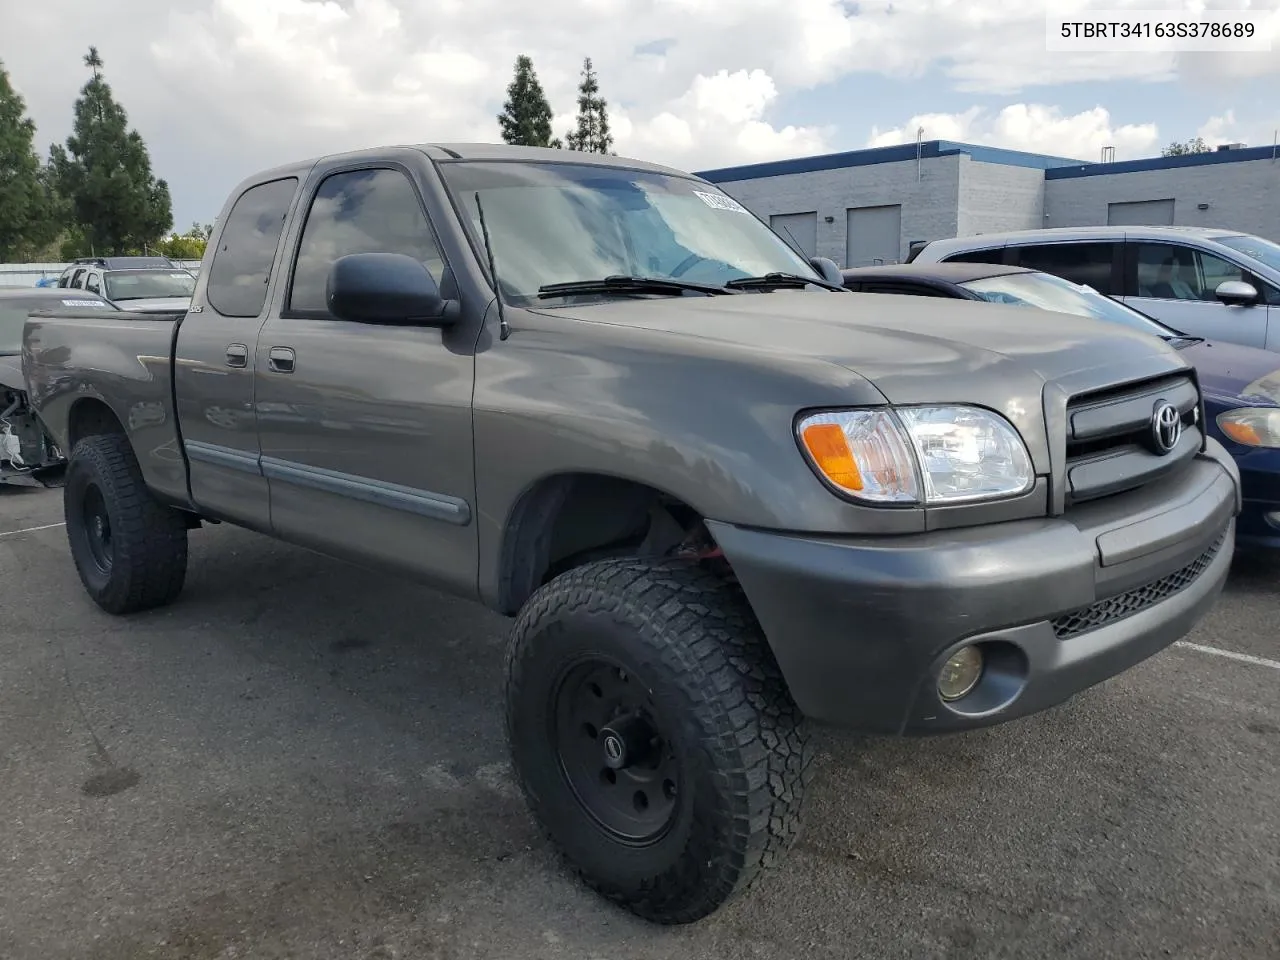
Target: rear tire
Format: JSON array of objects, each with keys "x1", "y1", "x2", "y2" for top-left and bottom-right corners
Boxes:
[
  {"x1": 63, "y1": 433, "x2": 188, "y2": 614},
  {"x1": 504, "y1": 558, "x2": 812, "y2": 924}
]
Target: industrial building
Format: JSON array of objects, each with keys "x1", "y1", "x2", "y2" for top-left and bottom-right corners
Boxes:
[{"x1": 695, "y1": 140, "x2": 1280, "y2": 268}]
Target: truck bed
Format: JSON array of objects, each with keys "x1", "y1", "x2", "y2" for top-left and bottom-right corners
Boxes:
[{"x1": 22, "y1": 306, "x2": 191, "y2": 507}]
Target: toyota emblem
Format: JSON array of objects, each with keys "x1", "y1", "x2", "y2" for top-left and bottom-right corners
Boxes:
[{"x1": 1151, "y1": 401, "x2": 1182, "y2": 455}]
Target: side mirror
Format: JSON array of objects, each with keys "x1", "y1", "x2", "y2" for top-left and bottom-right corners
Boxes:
[
  {"x1": 326, "y1": 252, "x2": 452, "y2": 325},
  {"x1": 1215, "y1": 279, "x2": 1258, "y2": 306},
  {"x1": 809, "y1": 256, "x2": 845, "y2": 286}
]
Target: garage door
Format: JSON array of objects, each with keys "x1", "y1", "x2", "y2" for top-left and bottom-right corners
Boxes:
[
  {"x1": 1107, "y1": 199, "x2": 1175, "y2": 226},
  {"x1": 769, "y1": 212, "x2": 818, "y2": 259},
  {"x1": 846, "y1": 204, "x2": 903, "y2": 267}
]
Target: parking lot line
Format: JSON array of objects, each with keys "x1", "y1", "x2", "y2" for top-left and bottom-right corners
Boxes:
[
  {"x1": 1175, "y1": 641, "x2": 1280, "y2": 671},
  {"x1": 0, "y1": 522, "x2": 65, "y2": 539}
]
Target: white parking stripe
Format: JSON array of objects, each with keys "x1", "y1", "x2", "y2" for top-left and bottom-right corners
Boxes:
[
  {"x1": 0, "y1": 521, "x2": 65, "y2": 539},
  {"x1": 1174, "y1": 641, "x2": 1280, "y2": 671}
]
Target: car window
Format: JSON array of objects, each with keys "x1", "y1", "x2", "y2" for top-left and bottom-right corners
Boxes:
[
  {"x1": 85, "y1": 274, "x2": 101, "y2": 294},
  {"x1": 104, "y1": 270, "x2": 196, "y2": 302},
  {"x1": 862, "y1": 282, "x2": 949, "y2": 297},
  {"x1": 288, "y1": 168, "x2": 446, "y2": 315},
  {"x1": 70, "y1": 269, "x2": 86, "y2": 289},
  {"x1": 206, "y1": 176, "x2": 299, "y2": 318},
  {"x1": 1216, "y1": 234, "x2": 1280, "y2": 273},
  {"x1": 959, "y1": 271, "x2": 1178, "y2": 339},
  {"x1": 1011, "y1": 242, "x2": 1118, "y2": 295},
  {"x1": 941, "y1": 248, "x2": 1004, "y2": 265},
  {"x1": 1132, "y1": 242, "x2": 1246, "y2": 301}
]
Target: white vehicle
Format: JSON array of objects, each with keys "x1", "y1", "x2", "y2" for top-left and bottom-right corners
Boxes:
[
  {"x1": 911, "y1": 226, "x2": 1280, "y2": 353},
  {"x1": 57, "y1": 256, "x2": 196, "y2": 312}
]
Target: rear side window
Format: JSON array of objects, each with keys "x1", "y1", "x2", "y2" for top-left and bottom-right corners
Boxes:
[
  {"x1": 1011, "y1": 242, "x2": 1118, "y2": 295},
  {"x1": 206, "y1": 177, "x2": 299, "y2": 318},
  {"x1": 942, "y1": 248, "x2": 1004, "y2": 265}
]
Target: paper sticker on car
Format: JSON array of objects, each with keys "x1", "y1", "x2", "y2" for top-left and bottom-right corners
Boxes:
[
  {"x1": 61, "y1": 299, "x2": 105, "y2": 307},
  {"x1": 693, "y1": 191, "x2": 749, "y2": 214}
]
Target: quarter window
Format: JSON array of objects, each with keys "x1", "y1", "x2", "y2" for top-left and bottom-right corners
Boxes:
[
  {"x1": 943, "y1": 248, "x2": 1004, "y2": 265},
  {"x1": 287, "y1": 168, "x2": 445, "y2": 316},
  {"x1": 1012, "y1": 243, "x2": 1118, "y2": 295},
  {"x1": 1132, "y1": 242, "x2": 1246, "y2": 301},
  {"x1": 206, "y1": 177, "x2": 299, "y2": 318}
]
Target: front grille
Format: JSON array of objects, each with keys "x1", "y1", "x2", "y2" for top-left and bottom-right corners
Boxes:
[
  {"x1": 1063, "y1": 373, "x2": 1202, "y2": 505},
  {"x1": 1050, "y1": 531, "x2": 1227, "y2": 640}
]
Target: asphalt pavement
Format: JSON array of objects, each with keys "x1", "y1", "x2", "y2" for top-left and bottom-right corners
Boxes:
[{"x1": 2, "y1": 484, "x2": 1277, "y2": 960}]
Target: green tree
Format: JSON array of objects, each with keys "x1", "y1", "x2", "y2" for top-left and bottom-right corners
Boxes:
[
  {"x1": 0, "y1": 58, "x2": 60, "y2": 260},
  {"x1": 155, "y1": 222, "x2": 210, "y2": 260},
  {"x1": 49, "y1": 46, "x2": 173, "y2": 256},
  {"x1": 1161, "y1": 136, "x2": 1211, "y2": 157},
  {"x1": 563, "y1": 57, "x2": 613, "y2": 154},
  {"x1": 497, "y1": 55, "x2": 560, "y2": 147}
]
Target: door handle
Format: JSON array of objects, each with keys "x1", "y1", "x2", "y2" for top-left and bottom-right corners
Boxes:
[
  {"x1": 268, "y1": 346, "x2": 295, "y2": 374},
  {"x1": 225, "y1": 343, "x2": 248, "y2": 368}
]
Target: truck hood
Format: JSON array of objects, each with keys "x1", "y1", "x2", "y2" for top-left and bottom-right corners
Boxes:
[
  {"x1": 543, "y1": 290, "x2": 1192, "y2": 476},
  {"x1": 1176, "y1": 338, "x2": 1280, "y2": 407}
]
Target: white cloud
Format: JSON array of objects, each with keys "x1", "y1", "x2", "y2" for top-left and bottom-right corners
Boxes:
[
  {"x1": 1196, "y1": 109, "x2": 1280, "y2": 150},
  {"x1": 2, "y1": 0, "x2": 1278, "y2": 228},
  {"x1": 868, "y1": 104, "x2": 1161, "y2": 161}
]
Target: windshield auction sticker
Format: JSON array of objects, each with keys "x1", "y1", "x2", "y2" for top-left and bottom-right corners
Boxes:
[{"x1": 694, "y1": 191, "x2": 750, "y2": 213}]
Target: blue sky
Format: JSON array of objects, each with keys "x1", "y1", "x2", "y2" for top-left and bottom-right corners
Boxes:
[{"x1": 4, "y1": 0, "x2": 1279, "y2": 231}]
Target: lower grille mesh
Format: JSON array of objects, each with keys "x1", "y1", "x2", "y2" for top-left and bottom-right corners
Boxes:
[{"x1": 1050, "y1": 532, "x2": 1227, "y2": 641}]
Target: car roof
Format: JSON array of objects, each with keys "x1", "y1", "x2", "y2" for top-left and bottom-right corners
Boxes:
[
  {"x1": 0, "y1": 286, "x2": 109, "y2": 300},
  {"x1": 918, "y1": 224, "x2": 1250, "y2": 259},
  {"x1": 842, "y1": 262, "x2": 1034, "y2": 284}
]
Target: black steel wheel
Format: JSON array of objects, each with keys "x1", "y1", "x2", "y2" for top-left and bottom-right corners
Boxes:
[
  {"x1": 64, "y1": 432, "x2": 188, "y2": 615},
  {"x1": 553, "y1": 657, "x2": 681, "y2": 845},
  {"x1": 505, "y1": 557, "x2": 812, "y2": 925}
]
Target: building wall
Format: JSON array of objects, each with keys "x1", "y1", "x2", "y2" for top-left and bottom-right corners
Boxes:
[
  {"x1": 957, "y1": 159, "x2": 1046, "y2": 236},
  {"x1": 714, "y1": 155, "x2": 962, "y2": 266},
  {"x1": 1044, "y1": 158, "x2": 1280, "y2": 240}
]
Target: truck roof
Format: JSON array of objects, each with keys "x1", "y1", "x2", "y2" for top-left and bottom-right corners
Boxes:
[{"x1": 228, "y1": 143, "x2": 703, "y2": 196}]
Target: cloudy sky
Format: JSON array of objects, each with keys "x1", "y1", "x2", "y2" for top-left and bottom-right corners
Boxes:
[{"x1": 3, "y1": 0, "x2": 1279, "y2": 231}]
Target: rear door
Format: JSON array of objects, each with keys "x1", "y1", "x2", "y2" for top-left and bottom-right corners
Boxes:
[
  {"x1": 253, "y1": 156, "x2": 479, "y2": 595},
  {"x1": 173, "y1": 175, "x2": 301, "y2": 530},
  {"x1": 1120, "y1": 240, "x2": 1271, "y2": 348}
]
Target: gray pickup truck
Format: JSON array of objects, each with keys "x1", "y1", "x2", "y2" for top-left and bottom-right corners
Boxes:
[{"x1": 23, "y1": 143, "x2": 1240, "y2": 924}]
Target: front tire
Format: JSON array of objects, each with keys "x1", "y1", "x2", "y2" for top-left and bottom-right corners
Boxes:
[
  {"x1": 64, "y1": 433, "x2": 188, "y2": 614},
  {"x1": 504, "y1": 558, "x2": 811, "y2": 924}
]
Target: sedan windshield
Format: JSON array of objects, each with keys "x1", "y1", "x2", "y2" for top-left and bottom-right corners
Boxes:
[
  {"x1": 960, "y1": 271, "x2": 1180, "y2": 338},
  {"x1": 438, "y1": 161, "x2": 820, "y2": 304},
  {"x1": 104, "y1": 270, "x2": 196, "y2": 302},
  {"x1": 1216, "y1": 234, "x2": 1280, "y2": 273}
]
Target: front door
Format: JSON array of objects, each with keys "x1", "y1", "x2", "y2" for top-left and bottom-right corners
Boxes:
[
  {"x1": 1120, "y1": 240, "x2": 1272, "y2": 349},
  {"x1": 253, "y1": 163, "x2": 479, "y2": 596},
  {"x1": 173, "y1": 175, "x2": 300, "y2": 531}
]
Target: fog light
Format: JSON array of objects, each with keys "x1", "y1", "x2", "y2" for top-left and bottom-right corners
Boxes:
[{"x1": 938, "y1": 646, "x2": 984, "y2": 702}]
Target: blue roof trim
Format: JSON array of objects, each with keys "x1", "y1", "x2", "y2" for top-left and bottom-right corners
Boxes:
[
  {"x1": 694, "y1": 139, "x2": 1086, "y2": 183},
  {"x1": 1045, "y1": 144, "x2": 1280, "y2": 179}
]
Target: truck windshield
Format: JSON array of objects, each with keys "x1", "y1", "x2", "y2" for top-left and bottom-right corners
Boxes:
[
  {"x1": 438, "y1": 161, "x2": 819, "y2": 304},
  {"x1": 960, "y1": 271, "x2": 1183, "y2": 339},
  {"x1": 104, "y1": 270, "x2": 196, "y2": 302}
]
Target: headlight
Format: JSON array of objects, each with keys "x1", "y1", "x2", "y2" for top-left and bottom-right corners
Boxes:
[
  {"x1": 1217, "y1": 407, "x2": 1280, "y2": 448},
  {"x1": 797, "y1": 405, "x2": 1034, "y2": 505}
]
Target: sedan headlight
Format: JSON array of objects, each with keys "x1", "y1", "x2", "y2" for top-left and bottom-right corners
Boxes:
[
  {"x1": 797, "y1": 405, "x2": 1035, "y2": 505},
  {"x1": 1217, "y1": 407, "x2": 1280, "y2": 448}
]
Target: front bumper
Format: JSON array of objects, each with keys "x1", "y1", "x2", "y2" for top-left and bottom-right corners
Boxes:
[
  {"x1": 708, "y1": 448, "x2": 1239, "y2": 735},
  {"x1": 1229, "y1": 446, "x2": 1280, "y2": 550}
]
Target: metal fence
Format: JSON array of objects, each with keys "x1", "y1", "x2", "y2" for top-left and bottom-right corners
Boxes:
[{"x1": 0, "y1": 260, "x2": 202, "y2": 287}]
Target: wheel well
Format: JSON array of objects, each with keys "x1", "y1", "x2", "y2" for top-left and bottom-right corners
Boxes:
[
  {"x1": 66, "y1": 398, "x2": 126, "y2": 452},
  {"x1": 496, "y1": 474, "x2": 725, "y2": 615}
]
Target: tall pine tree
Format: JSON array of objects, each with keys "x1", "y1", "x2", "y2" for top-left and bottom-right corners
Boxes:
[
  {"x1": 50, "y1": 47, "x2": 172, "y2": 256},
  {"x1": 563, "y1": 58, "x2": 613, "y2": 154},
  {"x1": 497, "y1": 55, "x2": 559, "y2": 147},
  {"x1": 0, "y1": 58, "x2": 59, "y2": 260}
]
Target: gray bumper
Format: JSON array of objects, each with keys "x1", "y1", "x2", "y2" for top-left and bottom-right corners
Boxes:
[{"x1": 708, "y1": 448, "x2": 1239, "y2": 735}]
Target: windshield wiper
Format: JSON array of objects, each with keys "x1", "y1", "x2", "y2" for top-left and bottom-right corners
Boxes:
[
  {"x1": 724, "y1": 272, "x2": 846, "y2": 292},
  {"x1": 537, "y1": 275, "x2": 735, "y2": 299}
]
